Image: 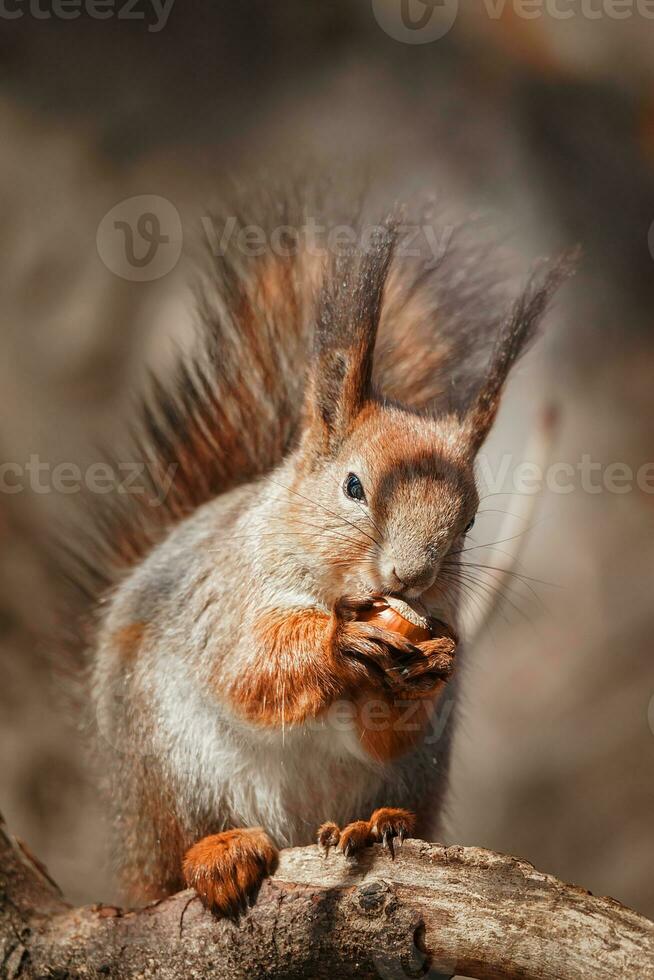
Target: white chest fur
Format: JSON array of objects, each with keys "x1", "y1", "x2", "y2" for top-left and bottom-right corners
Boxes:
[{"x1": 150, "y1": 657, "x2": 392, "y2": 846}]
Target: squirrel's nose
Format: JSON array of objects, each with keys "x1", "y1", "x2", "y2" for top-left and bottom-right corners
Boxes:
[{"x1": 392, "y1": 563, "x2": 436, "y2": 593}]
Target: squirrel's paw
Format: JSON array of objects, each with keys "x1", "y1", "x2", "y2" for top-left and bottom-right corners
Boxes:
[
  {"x1": 317, "y1": 821, "x2": 341, "y2": 856},
  {"x1": 336, "y1": 618, "x2": 424, "y2": 683},
  {"x1": 369, "y1": 807, "x2": 415, "y2": 858},
  {"x1": 338, "y1": 620, "x2": 456, "y2": 694},
  {"x1": 339, "y1": 819, "x2": 373, "y2": 858},
  {"x1": 334, "y1": 594, "x2": 377, "y2": 621},
  {"x1": 182, "y1": 827, "x2": 278, "y2": 918},
  {"x1": 399, "y1": 635, "x2": 457, "y2": 691},
  {"x1": 329, "y1": 807, "x2": 415, "y2": 860}
]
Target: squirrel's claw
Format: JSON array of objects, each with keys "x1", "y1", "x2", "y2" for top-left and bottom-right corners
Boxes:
[
  {"x1": 182, "y1": 828, "x2": 278, "y2": 919},
  {"x1": 381, "y1": 827, "x2": 395, "y2": 859},
  {"x1": 320, "y1": 808, "x2": 415, "y2": 863},
  {"x1": 317, "y1": 821, "x2": 341, "y2": 857},
  {"x1": 369, "y1": 807, "x2": 415, "y2": 859}
]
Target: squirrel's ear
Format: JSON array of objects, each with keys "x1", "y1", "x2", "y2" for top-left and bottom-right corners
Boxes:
[
  {"x1": 306, "y1": 229, "x2": 396, "y2": 452},
  {"x1": 463, "y1": 250, "x2": 577, "y2": 456}
]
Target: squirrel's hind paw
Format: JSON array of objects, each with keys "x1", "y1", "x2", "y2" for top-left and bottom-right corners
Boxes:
[
  {"x1": 182, "y1": 827, "x2": 278, "y2": 918},
  {"x1": 317, "y1": 821, "x2": 341, "y2": 856},
  {"x1": 339, "y1": 819, "x2": 374, "y2": 858},
  {"x1": 369, "y1": 807, "x2": 415, "y2": 858},
  {"x1": 319, "y1": 807, "x2": 415, "y2": 862}
]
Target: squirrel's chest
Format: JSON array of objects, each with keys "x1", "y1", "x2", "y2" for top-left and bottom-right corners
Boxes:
[
  {"x1": 153, "y1": 664, "x2": 411, "y2": 846},
  {"x1": 177, "y1": 712, "x2": 390, "y2": 847},
  {"x1": 235, "y1": 740, "x2": 386, "y2": 846}
]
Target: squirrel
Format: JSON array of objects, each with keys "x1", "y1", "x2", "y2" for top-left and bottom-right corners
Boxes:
[{"x1": 80, "y1": 186, "x2": 572, "y2": 917}]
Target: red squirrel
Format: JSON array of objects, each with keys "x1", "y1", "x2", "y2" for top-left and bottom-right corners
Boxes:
[{"x1": 85, "y1": 188, "x2": 571, "y2": 917}]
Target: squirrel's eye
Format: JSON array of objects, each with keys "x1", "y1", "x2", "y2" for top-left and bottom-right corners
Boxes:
[
  {"x1": 465, "y1": 516, "x2": 476, "y2": 533},
  {"x1": 344, "y1": 473, "x2": 366, "y2": 503}
]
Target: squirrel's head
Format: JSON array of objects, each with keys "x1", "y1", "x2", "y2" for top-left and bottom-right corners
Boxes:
[
  {"x1": 282, "y1": 231, "x2": 571, "y2": 604},
  {"x1": 292, "y1": 403, "x2": 479, "y2": 600}
]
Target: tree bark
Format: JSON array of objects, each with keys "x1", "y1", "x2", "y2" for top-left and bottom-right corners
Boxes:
[{"x1": 1, "y1": 812, "x2": 653, "y2": 980}]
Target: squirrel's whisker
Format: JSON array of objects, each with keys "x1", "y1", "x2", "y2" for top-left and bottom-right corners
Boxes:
[
  {"x1": 442, "y1": 565, "x2": 536, "y2": 626},
  {"x1": 438, "y1": 569, "x2": 512, "y2": 626},
  {"x1": 332, "y1": 474, "x2": 385, "y2": 547},
  {"x1": 269, "y1": 478, "x2": 385, "y2": 555},
  {"x1": 266, "y1": 514, "x2": 365, "y2": 550}
]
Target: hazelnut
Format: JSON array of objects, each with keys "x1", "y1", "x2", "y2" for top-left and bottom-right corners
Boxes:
[{"x1": 358, "y1": 596, "x2": 432, "y2": 643}]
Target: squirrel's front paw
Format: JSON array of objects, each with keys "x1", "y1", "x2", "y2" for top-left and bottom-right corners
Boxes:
[
  {"x1": 182, "y1": 828, "x2": 278, "y2": 918},
  {"x1": 398, "y1": 634, "x2": 457, "y2": 693},
  {"x1": 336, "y1": 613, "x2": 456, "y2": 694},
  {"x1": 335, "y1": 616, "x2": 423, "y2": 688}
]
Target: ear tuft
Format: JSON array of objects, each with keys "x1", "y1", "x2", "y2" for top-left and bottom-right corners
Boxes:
[
  {"x1": 306, "y1": 217, "x2": 398, "y2": 452},
  {"x1": 465, "y1": 247, "x2": 579, "y2": 454}
]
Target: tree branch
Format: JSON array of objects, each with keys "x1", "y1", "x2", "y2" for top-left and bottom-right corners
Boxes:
[{"x1": 1, "y1": 812, "x2": 653, "y2": 980}]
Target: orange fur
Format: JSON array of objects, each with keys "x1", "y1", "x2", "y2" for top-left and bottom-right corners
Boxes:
[
  {"x1": 355, "y1": 634, "x2": 456, "y2": 761},
  {"x1": 319, "y1": 807, "x2": 415, "y2": 859},
  {"x1": 87, "y1": 196, "x2": 569, "y2": 913},
  {"x1": 225, "y1": 607, "x2": 338, "y2": 725},
  {"x1": 355, "y1": 685, "x2": 446, "y2": 763},
  {"x1": 226, "y1": 606, "x2": 456, "y2": 744},
  {"x1": 182, "y1": 828, "x2": 278, "y2": 917},
  {"x1": 112, "y1": 622, "x2": 147, "y2": 666}
]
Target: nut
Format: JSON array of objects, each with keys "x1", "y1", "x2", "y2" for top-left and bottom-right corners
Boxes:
[{"x1": 358, "y1": 596, "x2": 432, "y2": 643}]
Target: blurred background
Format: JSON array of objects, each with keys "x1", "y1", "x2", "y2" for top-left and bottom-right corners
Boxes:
[{"x1": 0, "y1": 0, "x2": 653, "y2": 932}]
